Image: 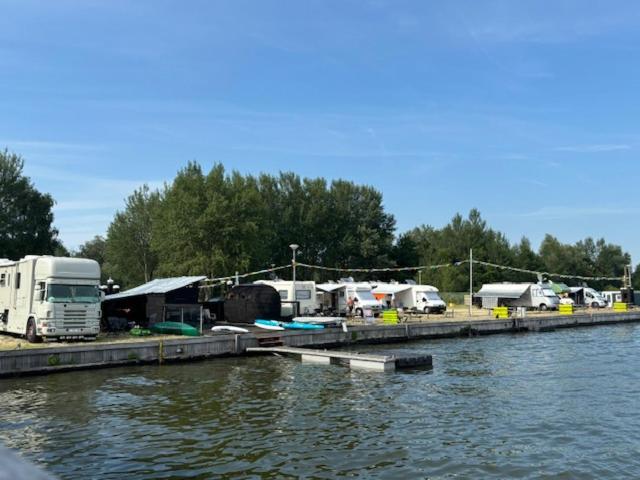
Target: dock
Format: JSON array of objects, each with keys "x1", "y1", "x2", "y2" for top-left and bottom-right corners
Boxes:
[
  {"x1": 246, "y1": 346, "x2": 432, "y2": 372},
  {"x1": 1, "y1": 310, "x2": 639, "y2": 376}
]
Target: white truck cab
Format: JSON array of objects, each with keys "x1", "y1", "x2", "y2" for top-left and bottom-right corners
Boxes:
[{"x1": 0, "y1": 256, "x2": 101, "y2": 342}]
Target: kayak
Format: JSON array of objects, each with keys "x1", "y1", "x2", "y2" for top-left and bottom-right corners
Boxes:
[
  {"x1": 211, "y1": 325, "x2": 249, "y2": 334},
  {"x1": 281, "y1": 322, "x2": 324, "y2": 330},
  {"x1": 254, "y1": 319, "x2": 285, "y2": 331},
  {"x1": 293, "y1": 316, "x2": 343, "y2": 326},
  {"x1": 150, "y1": 321, "x2": 200, "y2": 336}
]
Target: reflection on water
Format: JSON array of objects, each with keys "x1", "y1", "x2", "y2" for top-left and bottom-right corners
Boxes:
[{"x1": 2, "y1": 325, "x2": 640, "y2": 479}]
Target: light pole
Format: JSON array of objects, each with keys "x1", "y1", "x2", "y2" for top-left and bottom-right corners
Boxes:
[
  {"x1": 290, "y1": 244, "x2": 299, "y2": 316},
  {"x1": 469, "y1": 248, "x2": 473, "y2": 316}
]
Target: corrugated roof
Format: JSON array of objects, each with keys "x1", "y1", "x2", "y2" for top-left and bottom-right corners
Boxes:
[
  {"x1": 476, "y1": 283, "x2": 531, "y2": 299},
  {"x1": 104, "y1": 276, "x2": 207, "y2": 301}
]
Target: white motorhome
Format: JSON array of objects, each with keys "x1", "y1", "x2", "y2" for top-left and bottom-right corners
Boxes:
[
  {"x1": 602, "y1": 290, "x2": 622, "y2": 308},
  {"x1": 0, "y1": 256, "x2": 101, "y2": 342},
  {"x1": 254, "y1": 280, "x2": 317, "y2": 316},
  {"x1": 316, "y1": 280, "x2": 383, "y2": 316},
  {"x1": 372, "y1": 282, "x2": 447, "y2": 314},
  {"x1": 569, "y1": 287, "x2": 607, "y2": 308},
  {"x1": 476, "y1": 282, "x2": 560, "y2": 311}
]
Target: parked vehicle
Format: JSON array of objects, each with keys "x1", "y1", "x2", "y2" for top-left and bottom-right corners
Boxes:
[
  {"x1": 254, "y1": 280, "x2": 317, "y2": 316},
  {"x1": 316, "y1": 279, "x2": 383, "y2": 316},
  {"x1": 602, "y1": 290, "x2": 623, "y2": 308},
  {"x1": 569, "y1": 287, "x2": 607, "y2": 308},
  {"x1": 372, "y1": 281, "x2": 447, "y2": 314},
  {"x1": 476, "y1": 282, "x2": 560, "y2": 311},
  {"x1": 0, "y1": 256, "x2": 101, "y2": 342}
]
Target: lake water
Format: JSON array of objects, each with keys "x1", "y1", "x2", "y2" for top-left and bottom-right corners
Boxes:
[{"x1": 1, "y1": 324, "x2": 640, "y2": 479}]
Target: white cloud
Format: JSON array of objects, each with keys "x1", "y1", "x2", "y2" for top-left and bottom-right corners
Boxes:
[
  {"x1": 554, "y1": 144, "x2": 631, "y2": 153},
  {"x1": 519, "y1": 206, "x2": 639, "y2": 220}
]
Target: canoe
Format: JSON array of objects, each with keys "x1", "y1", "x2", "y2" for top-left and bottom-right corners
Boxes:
[
  {"x1": 281, "y1": 322, "x2": 324, "y2": 330},
  {"x1": 254, "y1": 319, "x2": 285, "y2": 331},
  {"x1": 150, "y1": 321, "x2": 200, "y2": 336},
  {"x1": 211, "y1": 325, "x2": 249, "y2": 334}
]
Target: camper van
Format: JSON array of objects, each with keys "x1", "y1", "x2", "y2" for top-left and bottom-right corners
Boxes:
[
  {"x1": 602, "y1": 290, "x2": 622, "y2": 308},
  {"x1": 316, "y1": 279, "x2": 383, "y2": 316},
  {"x1": 254, "y1": 280, "x2": 317, "y2": 317},
  {"x1": 0, "y1": 256, "x2": 102, "y2": 342},
  {"x1": 569, "y1": 287, "x2": 607, "y2": 308},
  {"x1": 372, "y1": 282, "x2": 447, "y2": 314},
  {"x1": 476, "y1": 282, "x2": 560, "y2": 311}
]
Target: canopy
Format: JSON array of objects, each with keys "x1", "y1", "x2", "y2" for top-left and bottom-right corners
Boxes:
[
  {"x1": 372, "y1": 284, "x2": 413, "y2": 295},
  {"x1": 105, "y1": 276, "x2": 207, "y2": 301},
  {"x1": 476, "y1": 283, "x2": 531, "y2": 299}
]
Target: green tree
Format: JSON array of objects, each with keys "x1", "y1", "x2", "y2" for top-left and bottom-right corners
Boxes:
[
  {"x1": 105, "y1": 185, "x2": 160, "y2": 287},
  {"x1": 0, "y1": 149, "x2": 60, "y2": 259},
  {"x1": 75, "y1": 235, "x2": 109, "y2": 282}
]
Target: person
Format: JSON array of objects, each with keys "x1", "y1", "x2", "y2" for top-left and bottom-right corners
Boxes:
[{"x1": 347, "y1": 296, "x2": 354, "y2": 316}]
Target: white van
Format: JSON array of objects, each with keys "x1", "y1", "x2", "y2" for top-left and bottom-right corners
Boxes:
[
  {"x1": 476, "y1": 283, "x2": 560, "y2": 311},
  {"x1": 316, "y1": 280, "x2": 383, "y2": 317},
  {"x1": 255, "y1": 280, "x2": 317, "y2": 316},
  {"x1": 0, "y1": 256, "x2": 102, "y2": 342},
  {"x1": 372, "y1": 282, "x2": 447, "y2": 314}
]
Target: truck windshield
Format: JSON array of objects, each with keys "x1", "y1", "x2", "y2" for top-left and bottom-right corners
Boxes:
[
  {"x1": 47, "y1": 284, "x2": 100, "y2": 303},
  {"x1": 355, "y1": 289, "x2": 376, "y2": 301},
  {"x1": 542, "y1": 288, "x2": 556, "y2": 297},
  {"x1": 419, "y1": 291, "x2": 442, "y2": 301}
]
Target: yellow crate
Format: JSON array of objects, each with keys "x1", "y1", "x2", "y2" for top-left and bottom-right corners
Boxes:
[
  {"x1": 559, "y1": 304, "x2": 573, "y2": 315},
  {"x1": 382, "y1": 310, "x2": 399, "y2": 325},
  {"x1": 493, "y1": 306, "x2": 509, "y2": 319},
  {"x1": 613, "y1": 302, "x2": 628, "y2": 312}
]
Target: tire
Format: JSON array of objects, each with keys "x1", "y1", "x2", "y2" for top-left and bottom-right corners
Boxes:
[
  {"x1": 355, "y1": 308, "x2": 363, "y2": 318},
  {"x1": 26, "y1": 318, "x2": 41, "y2": 343},
  {"x1": 423, "y1": 307, "x2": 430, "y2": 314},
  {"x1": 591, "y1": 302, "x2": 599, "y2": 309},
  {"x1": 539, "y1": 304, "x2": 548, "y2": 312}
]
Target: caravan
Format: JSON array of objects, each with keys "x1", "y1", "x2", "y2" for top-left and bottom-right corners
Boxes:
[
  {"x1": 476, "y1": 282, "x2": 560, "y2": 311},
  {"x1": 372, "y1": 281, "x2": 447, "y2": 314},
  {"x1": 254, "y1": 280, "x2": 317, "y2": 316},
  {"x1": 316, "y1": 279, "x2": 383, "y2": 316},
  {"x1": 0, "y1": 256, "x2": 102, "y2": 342}
]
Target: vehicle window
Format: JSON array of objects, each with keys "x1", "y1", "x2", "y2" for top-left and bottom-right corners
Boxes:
[
  {"x1": 355, "y1": 289, "x2": 376, "y2": 301},
  {"x1": 278, "y1": 290, "x2": 288, "y2": 300},
  {"x1": 296, "y1": 289, "x2": 311, "y2": 300},
  {"x1": 542, "y1": 288, "x2": 556, "y2": 297},
  {"x1": 47, "y1": 284, "x2": 100, "y2": 303},
  {"x1": 0, "y1": 273, "x2": 5, "y2": 287},
  {"x1": 15, "y1": 273, "x2": 21, "y2": 289}
]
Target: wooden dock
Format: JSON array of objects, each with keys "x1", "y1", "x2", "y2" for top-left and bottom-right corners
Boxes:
[{"x1": 246, "y1": 346, "x2": 432, "y2": 372}]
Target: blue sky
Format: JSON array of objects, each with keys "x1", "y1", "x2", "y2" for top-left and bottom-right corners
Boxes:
[{"x1": 2, "y1": 0, "x2": 640, "y2": 262}]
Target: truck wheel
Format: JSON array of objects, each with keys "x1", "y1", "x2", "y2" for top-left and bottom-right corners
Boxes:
[
  {"x1": 423, "y1": 307, "x2": 430, "y2": 314},
  {"x1": 355, "y1": 308, "x2": 363, "y2": 318},
  {"x1": 539, "y1": 304, "x2": 548, "y2": 312},
  {"x1": 26, "y1": 318, "x2": 41, "y2": 343},
  {"x1": 591, "y1": 302, "x2": 599, "y2": 308}
]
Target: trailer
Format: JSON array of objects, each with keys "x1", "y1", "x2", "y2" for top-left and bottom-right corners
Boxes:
[
  {"x1": 476, "y1": 282, "x2": 560, "y2": 311},
  {"x1": 0, "y1": 256, "x2": 101, "y2": 342},
  {"x1": 254, "y1": 280, "x2": 317, "y2": 317},
  {"x1": 372, "y1": 282, "x2": 447, "y2": 313},
  {"x1": 316, "y1": 280, "x2": 383, "y2": 317}
]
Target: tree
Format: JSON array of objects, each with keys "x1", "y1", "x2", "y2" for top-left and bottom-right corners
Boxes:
[
  {"x1": 105, "y1": 185, "x2": 160, "y2": 288},
  {"x1": 0, "y1": 149, "x2": 60, "y2": 259}
]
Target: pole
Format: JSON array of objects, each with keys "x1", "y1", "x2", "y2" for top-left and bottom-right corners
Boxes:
[
  {"x1": 235, "y1": 271, "x2": 239, "y2": 285},
  {"x1": 469, "y1": 248, "x2": 473, "y2": 316},
  {"x1": 418, "y1": 270, "x2": 422, "y2": 284},
  {"x1": 292, "y1": 249, "x2": 297, "y2": 317}
]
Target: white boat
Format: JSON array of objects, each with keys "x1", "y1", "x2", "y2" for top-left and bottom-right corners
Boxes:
[
  {"x1": 254, "y1": 323, "x2": 285, "y2": 331},
  {"x1": 293, "y1": 316, "x2": 344, "y2": 326},
  {"x1": 211, "y1": 325, "x2": 249, "y2": 334}
]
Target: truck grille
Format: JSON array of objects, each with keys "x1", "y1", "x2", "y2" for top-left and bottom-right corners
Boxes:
[{"x1": 63, "y1": 309, "x2": 88, "y2": 328}]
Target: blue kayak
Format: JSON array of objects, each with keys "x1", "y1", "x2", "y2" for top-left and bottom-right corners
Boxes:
[{"x1": 282, "y1": 322, "x2": 324, "y2": 330}]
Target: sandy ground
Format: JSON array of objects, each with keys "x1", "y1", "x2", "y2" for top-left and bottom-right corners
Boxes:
[{"x1": 0, "y1": 306, "x2": 624, "y2": 351}]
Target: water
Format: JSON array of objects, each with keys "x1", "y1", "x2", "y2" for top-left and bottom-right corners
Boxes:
[{"x1": 2, "y1": 324, "x2": 640, "y2": 479}]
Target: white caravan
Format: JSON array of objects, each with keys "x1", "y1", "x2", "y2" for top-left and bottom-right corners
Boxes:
[
  {"x1": 0, "y1": 256, "x2": 101, "y2": 342},
  {"x1": 372, "y1": 282, "x2": 447, "y2": 314},
  {"x1": 602, "y1": 290, "x2": 622, "y2": 307},
  {"x1": 316, "y1": 280, "x2": 384, "y2": 316},
  {"x1": 255, "y1": 280, "x2": 317, "y2": 316},
  {"x1": 476, "y1": 282, "x2": 560, "y2": 311}
]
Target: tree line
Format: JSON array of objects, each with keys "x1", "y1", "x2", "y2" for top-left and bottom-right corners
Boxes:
[{"x1": 0, "y1": 149, "x2": 637, "y2": 291}]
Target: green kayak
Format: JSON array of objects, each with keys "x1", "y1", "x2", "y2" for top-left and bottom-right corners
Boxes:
[
  {"x1": 150, "y1": 321, "x2": 200, "y2": 336},
  {"x1": 130, "y1": 327, "x2": 152, "y2": 336}
]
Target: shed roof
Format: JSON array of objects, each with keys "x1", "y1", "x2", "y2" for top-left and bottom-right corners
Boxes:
[
  {"x1": 476, "y1": 283, "x2": 531, "y2": 299},
  {"x1": 105, "y1": 276, "x2": 206, "y2": 301}
]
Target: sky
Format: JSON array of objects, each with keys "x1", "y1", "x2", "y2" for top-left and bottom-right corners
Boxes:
[{"x1": 1, "y1": 0, "x2": 640, "y2": 263}]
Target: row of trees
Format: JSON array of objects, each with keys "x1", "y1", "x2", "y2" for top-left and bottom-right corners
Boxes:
[{"x1": 0, "y1": 149, "x2": 637, "y2": 291}]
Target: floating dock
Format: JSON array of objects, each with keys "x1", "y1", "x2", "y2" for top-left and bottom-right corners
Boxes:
[
  {"x1": 246, "y1": 346, "x2": 432, "y2": 372},
  {"x1": 1, "y1": 310, "x2": 639, "y2": 377}
]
